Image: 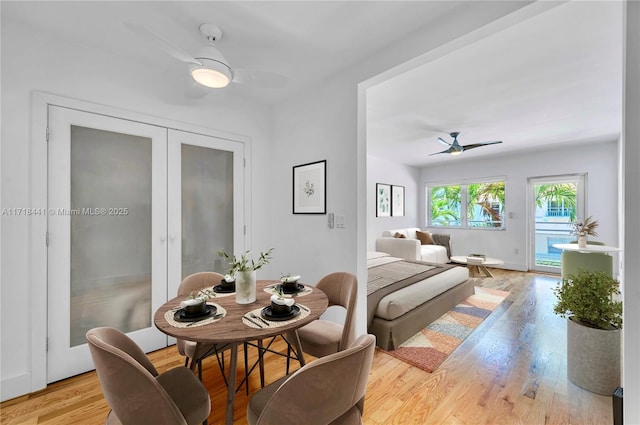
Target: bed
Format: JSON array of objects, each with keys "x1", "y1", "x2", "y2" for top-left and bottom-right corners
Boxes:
[{"x1": 367, "y1": 251, "x2": 473, "y2": 350}]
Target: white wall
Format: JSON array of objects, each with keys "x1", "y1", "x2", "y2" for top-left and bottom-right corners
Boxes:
[
  {"x1": 623, "y1": 1, "x2": 640, "y2": 421},
  {"x1": 0, "y1": 19, "x2": 275, "y2": 400},
  {"x1": 269, "y1": 1, "x2": 529, "y2": 342},
  {"x1": 418, "y1": 141, "x2": 619, "y2": 271},
  {"x1": 367, "y1": 155, "x2": 420, "y2": 250}
]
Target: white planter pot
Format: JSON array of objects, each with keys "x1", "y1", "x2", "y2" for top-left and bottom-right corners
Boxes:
[
  {"x1": 235, "y1": 270, "x2": 256, "y2": 304},
  {"x1": 567, "y1": 317, "x2": 621, "y2": 395}
]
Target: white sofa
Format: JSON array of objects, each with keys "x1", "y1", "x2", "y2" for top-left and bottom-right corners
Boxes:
[{"x1": 375, "y1": 228, "x2": 451, "y2": 264}]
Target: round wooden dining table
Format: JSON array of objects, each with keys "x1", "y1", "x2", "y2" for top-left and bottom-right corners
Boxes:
[{"x1": 154, "y1": 279, "x2": 328, "y2": 425}]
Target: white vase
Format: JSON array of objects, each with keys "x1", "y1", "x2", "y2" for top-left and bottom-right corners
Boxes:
[
  {"x1": 578, "y1": 235, "x2": 587, "y2": 248},
  {"x1": 235, "y1": 270, "x2": 256, "y2": 304}
]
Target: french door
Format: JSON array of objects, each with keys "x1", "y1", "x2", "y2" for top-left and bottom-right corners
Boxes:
[
  {"x1": 47, "y1": 106, "x2": 244, "y2": 382},
  {"x1": 528, "y1": 174, "x2": 586, "y2": 273},
  {"x1": 167, "y1": 129, "x2": 245, "y2": 295}
]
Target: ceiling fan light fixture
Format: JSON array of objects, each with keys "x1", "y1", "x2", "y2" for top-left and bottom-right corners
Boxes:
[
  {"x1": 190, "y1": 58, "x2": 232, "y2": 88},
  {"x1": 449, "y1": 150, "x2": 463, "y2": 156}
]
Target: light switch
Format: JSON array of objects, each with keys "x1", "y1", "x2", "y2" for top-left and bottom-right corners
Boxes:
[{"x1": 335, "y1": 215, "x2": 345, "y2": 228}]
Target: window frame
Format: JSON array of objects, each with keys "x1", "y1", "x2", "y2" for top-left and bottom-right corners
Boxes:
[{"x1": 426, "y1": 177, "x2": 507, "y2": 230}]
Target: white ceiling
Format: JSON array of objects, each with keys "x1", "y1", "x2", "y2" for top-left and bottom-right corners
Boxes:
[
  {"x1": 367, "y1": 1, "x2": 623, "y2": 166},
  {"x1": 2, "y1": 1, "x2": 623, "y2": 168},
  {"x1": 2, "y1": 1, "x2": 482, "y2": 103}
]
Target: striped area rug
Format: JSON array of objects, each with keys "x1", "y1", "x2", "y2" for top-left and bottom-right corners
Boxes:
[{"x1": 383, "y1": 286, "x2": 509, "y2": 372}]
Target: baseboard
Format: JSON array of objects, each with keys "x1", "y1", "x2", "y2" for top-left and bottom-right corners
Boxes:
[
  {"x1": 490, "y1": 262, "x2": 528, "y2": 272},
  {"x1": 1, "y1": 372, "x2": 31, "y2": 402}
]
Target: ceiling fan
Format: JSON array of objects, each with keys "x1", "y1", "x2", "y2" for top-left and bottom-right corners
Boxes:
[
  {"x1": 125, "y1": 22, "x2": 287, "y2": 92},
  {"x1": 430, "y1": 132, "x2": 502, "y2": 156}
]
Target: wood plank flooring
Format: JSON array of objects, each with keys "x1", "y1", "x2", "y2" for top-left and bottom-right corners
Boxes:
[{"x1": 1, "y1": 269, "x2": 614, "y2": 424}]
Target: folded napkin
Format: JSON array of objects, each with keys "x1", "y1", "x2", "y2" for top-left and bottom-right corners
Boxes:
[
  {"x1": 180, "y1": 297, "x2": 206, "y2": 308},
  {"x1": 281, "y1": 275, "x2": 301, "y2": 283},
  {"x1": 270, "y1": 294, "x2": 295, "y2": 306}
]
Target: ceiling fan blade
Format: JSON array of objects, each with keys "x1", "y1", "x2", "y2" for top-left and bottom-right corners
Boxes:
[
  {"x1": 124, "y1": 22, "x2": 202, "y2": 66},
  {"x1": 429, "y1": 147, "x2": 455, "y2": 156},
  {"x1": 437, "y1": 137, "x2": 452, "y2": 146},
  {"x1": 461, "y1": 141, "x2": 503, "y2": 151},
  {"x1": 185, "y1": 80, "x2": 212, "y2": 99},
  {"x1": 233, "y1": 68, "x2": 288, "y2": 88}
]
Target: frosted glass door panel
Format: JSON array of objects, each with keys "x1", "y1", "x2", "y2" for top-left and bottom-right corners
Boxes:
[
  {"x1": 48, "y1": 106, "x2": 168, "y2": 383},
  {"x1": 167, "y1": 129, "x2": 245, "y2": 294},
  {"x1": 69, "y1": 126, "x2": 152, "y2": 346},
  {"x1": 181, "y1": 144, "x2": 234, "y2": 277}
]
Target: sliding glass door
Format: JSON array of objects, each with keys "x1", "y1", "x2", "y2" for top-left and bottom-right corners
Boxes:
[{"x1": 528, "y1": 174, "x2": 586, "y2": 273}]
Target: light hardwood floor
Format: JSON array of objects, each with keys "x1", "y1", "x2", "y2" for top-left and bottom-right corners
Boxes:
[{"x1": 1, "y1": 269, "x2": 614, "y2": 424}]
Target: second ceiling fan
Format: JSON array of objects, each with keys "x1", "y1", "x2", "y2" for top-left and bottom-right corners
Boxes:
[{"x1": 430, "y1": 132, "x2": 502, "y2": 156}]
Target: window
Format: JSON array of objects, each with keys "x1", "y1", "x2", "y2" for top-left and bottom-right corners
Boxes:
[
  {"x1": 467, "y1": 181, "x2": 505, "y2": 228},
  {"x1": 429, "y1": 185, "x2": 461, "y2": 226},
  {"x1": 428, "y1": 180, "x2": 505, "y2": 229}
]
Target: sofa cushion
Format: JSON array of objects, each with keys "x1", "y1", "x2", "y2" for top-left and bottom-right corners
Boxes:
[
  {"x1": 420, "y1": 245, "x2": 449, "y2": 263},
  {"x1": 415, "y1": 230, "x2": 434, "y2": 245}
]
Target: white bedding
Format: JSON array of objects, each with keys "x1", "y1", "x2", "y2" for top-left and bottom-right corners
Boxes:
[
  {"x1": 367, "y1": 251, "x2": 469, "y2": 321},
  {"x1": 367, "y1": 251, "x2": 395, "y2": 266}
]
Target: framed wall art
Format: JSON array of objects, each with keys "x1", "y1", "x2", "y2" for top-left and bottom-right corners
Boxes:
[
  {"x1": 293, "y1": 160, "x2": 326, "y2": 214},
  {"x1": 391, "y1": 185, "x2": 405, "y2": 217},
  {"x1": 376, "y1": 183, "x2": 391, "y2": 217}
]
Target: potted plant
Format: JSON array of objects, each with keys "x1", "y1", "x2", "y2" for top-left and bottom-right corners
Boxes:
[
  {"x1": 553, "y1": 270, "x2": 622, "y2": 395},
  {"x1": 571, "y1": 216, "x2": 599, "y2": 248},
  {"x1": 218, "y1": 248, "x2": 274, "y2": 304}
]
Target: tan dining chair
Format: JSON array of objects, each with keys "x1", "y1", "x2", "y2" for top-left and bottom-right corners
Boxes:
[
  {"x1": 86, "y1": 327, "x2": 211, "y2": 425},
  {"x1": 247, "y1": 333, "x2": 375, "y2": 425},
  {"x1": 177, "y1": 272, "x2": 229, "y2": 379},
  {"x1": 296, "y1": 272, "x2": 358, "y2": 358},
  {"x1": 178, "y1": 272, "x2": 263, "y2": 390}
]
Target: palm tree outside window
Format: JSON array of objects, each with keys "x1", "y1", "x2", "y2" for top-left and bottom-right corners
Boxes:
[{"x1": 428, "y1": 180, "x2": 505, "y2": 229}]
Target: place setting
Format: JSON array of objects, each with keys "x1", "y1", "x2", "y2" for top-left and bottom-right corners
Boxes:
[
  {"x1": 164, "y1": 297, "x2": 227, "y2": 328},
  {"x1": 243, "y1": 289, "x2": 310, "y2": 329},
  {"x1": 208, "y1": 274, "x2": 237, "y2": 297},
  {"x1": 263, "y1": 274, "x2": 313, "y2": 297}
]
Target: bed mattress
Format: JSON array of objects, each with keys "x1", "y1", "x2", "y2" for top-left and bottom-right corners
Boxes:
[{"x1": 374, "y1": 266, "x2": 469, "y2": 321}]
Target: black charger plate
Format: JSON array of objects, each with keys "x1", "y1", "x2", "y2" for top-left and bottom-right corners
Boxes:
[
  {"x1": 174, "y1": 304, "x2": 217, "y2": 322},
  {"x1": 213, "y1": 284, "x2": 235, "y2": 293},
  {"x1": 261, "y1": 305, "x2": 301, "y2": 321},
  {"x1": 279, "y1": 283, "x2": 305, "y2": 294}
]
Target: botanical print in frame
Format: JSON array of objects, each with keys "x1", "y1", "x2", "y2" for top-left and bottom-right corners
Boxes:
[
  {"x1": 376, "y1": 183, "x2": 391, "y2": 217},
  {"x1": 392, "y1": 185, "x2": 405, "y2": 217},
  {"x1": 293, "y1": 160, "x2": 326, "y2": 214}
]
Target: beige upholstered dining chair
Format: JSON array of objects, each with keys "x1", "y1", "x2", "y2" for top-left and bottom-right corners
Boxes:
[
  {"x1": 177, "y1": 272, "x2": 229, "y2": 378},
  {"x1": 247, "y1": 333, "x2": 376, "y2": 425},
  {"x1": 178, "y1": 272, "x2": 263, "y2": 390},
  {"x1": 86, "y1": 327, "x2": 211, "y2": 425},
  {"x1": 296, "y1": 272, "x2": 358, "y2": 357}
]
